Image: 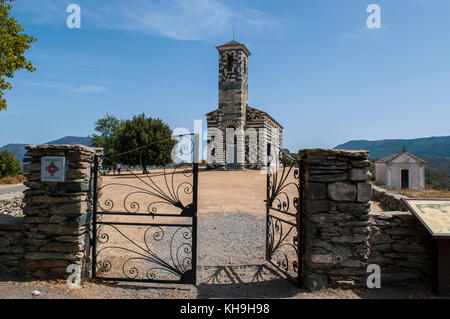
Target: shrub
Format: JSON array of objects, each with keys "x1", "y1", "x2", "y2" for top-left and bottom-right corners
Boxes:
[
  {"x1": 369, "y1": 159, "x2": 376, "y2": 181},
  {"x1": 0, "y1": 175, "x2": 26, "y2": 185},
  {"x1": 0, "y1": 149, "x2": 22, "y2": 178},
  {"x1": 112, "y1": 114, "x2": 175, "y2": 167}
]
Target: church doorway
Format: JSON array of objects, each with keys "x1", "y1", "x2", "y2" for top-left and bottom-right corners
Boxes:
[
  {"x1": 232, "y1": 135, "x2": 238, "y2": 168},
  {"x1": 401, "y1": 169, "x2": 409, "y2": 189},
  {"x1": 224, "y1": 127, "x2": 238, "y2": 168}
]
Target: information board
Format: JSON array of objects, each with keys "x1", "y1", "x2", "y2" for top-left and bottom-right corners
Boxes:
[{"x1": 403, "y1": 199, "x2": 450, "y2": 238}]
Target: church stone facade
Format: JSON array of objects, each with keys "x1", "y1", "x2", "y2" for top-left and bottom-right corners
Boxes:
[{"x1": 206, "y1": 40, "x2": 283, "y2": 169}]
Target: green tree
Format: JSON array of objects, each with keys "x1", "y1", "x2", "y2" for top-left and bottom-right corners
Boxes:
[
  {"x1": 91, "y1": 113, "x2": 120, "y2": 155},
  {"x1": 112, "y1": 113, "x2": 175, "y2": 169},
  {"x1": 280, "y1": 148, "x2": 300, "y2": 168},
  {"x1": 0, "y1": 0, "x2": 37, "y2": 111},
  {"x1": 369, "y1": 159, "x2": 377, "y2": 181},
  {"x1": 0, "y1": 149, "x2": 22, "y2": 177}
]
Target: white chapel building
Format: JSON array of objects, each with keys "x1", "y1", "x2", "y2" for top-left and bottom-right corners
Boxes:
[{"x1": 375, "y1": 146, "x2": 426, "y2": 190}]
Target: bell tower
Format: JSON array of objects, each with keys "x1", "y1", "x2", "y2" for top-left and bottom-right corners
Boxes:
[{"x1": 216, "y1": 40, "x2": 251, "y2": 127}]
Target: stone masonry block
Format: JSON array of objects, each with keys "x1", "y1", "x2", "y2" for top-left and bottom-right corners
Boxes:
[
  {"x1": 349, "y1": 168, "x2": 371, "y2": 181},
  {"x1": 307, "y1": 183, "x2": 327, "y2": 200},
  {"x1": 357, "y1": 183, "x2": 372, "y2": 203},
  {"x1": 328, "y1": 182, "x2": 357, "y2": 202}
]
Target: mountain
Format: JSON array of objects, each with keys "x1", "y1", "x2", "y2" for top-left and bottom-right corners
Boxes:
[
  {"x1": 0, "y1": 136, "x2": 92, "y2": 164},
  {"x1": 425, "y1": 158, "x2": 450, "y2": 177},
  {"x1": 46, "y1": 136, "x2": 92, "y2": 146},
  {"x1": 426, "y1": 168, "x2": 450, "y2": 190},
  {"x1": 335, "y1": 136, "x2": 450, "y2": 159}
]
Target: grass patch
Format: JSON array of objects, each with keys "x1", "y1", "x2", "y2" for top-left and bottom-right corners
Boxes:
[
  {"x1": 0, "y1": 175, "x2": 26, "y2": 185},
  {"x1": 371, "y1": 181, "x2": 450, "y2": 198},
  {"x1": 397, "y1": 189, "x2": 450, "y2": 198}
]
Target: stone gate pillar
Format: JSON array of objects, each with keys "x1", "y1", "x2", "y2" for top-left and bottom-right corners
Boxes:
[
  {"x1": 21, "y1": 144, "x2": 101, "y2": 279},
  {"x1": 299, "y1": 149, "x2": 372, "y2": 290}
]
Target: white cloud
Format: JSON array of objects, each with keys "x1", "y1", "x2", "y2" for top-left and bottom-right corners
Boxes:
[
  {"x1": 14, "y1": 0, "x2": 277, "y2": 41},
  {"x1": 340, "y1": 26, "x2": 387, "y2": 42},
  {"x1": 71, "y1": 85, "x2": 108, "y2": 93},
  {"x1": 18, "y1": 81, "x2": 108, "y2": 94},
  {"x1": 117, "y1": 0, "x2": 232, "y2": 40},
  {"x1": 12, "y1": 0, "x2": 67, "y2": 25}
]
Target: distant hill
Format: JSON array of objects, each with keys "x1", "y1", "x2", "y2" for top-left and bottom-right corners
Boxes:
[
  {"x1": 335, "y1": 136, "x2": 450, "y2": 159},
  {"x1": 0, "y1": 136, "x2": 92, "y2": 164},
  {"x1": 426, "y1": 168, "x2": 450, "y2": 190},
  {"x1": 425, "y1": 158, "x2": 450, "y2": 177},
  {"x1": 46, "y1": 136, "x2": 92, "y2": 146}
]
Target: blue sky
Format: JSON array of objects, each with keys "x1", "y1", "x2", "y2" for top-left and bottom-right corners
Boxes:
[{"x1": 1, "y1": 0, "x2": 449, "y2": 151}]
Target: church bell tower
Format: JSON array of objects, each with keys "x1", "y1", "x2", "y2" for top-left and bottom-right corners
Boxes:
[{"x1": 216, "y1": 40, "x2": 251, "y2": 127}]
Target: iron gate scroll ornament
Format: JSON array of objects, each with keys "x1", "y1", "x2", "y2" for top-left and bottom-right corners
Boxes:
[
  {"x1": 266, "y1": 148, "x2": 303, "y2": 286},
  {"x1": 91, "y1": 134, "x2": 198, "y2": 284}
]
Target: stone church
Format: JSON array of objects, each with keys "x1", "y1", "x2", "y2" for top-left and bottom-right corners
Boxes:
[{"x1": 206, "y1": 40, "x2": 283, "y2": 169}]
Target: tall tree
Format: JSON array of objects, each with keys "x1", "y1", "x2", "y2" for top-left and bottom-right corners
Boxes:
[
  {"x1": 0, "y1": 149, "x2": 22, "y2": 178},
  {"x1": 0, "y1": 0, "x2": 37, "y2": 111},
  {"x1": 91, "y1": 113, "x2": 120, "y2": 154},
  {"x1": 113, "y1": 113, "x2": 175, "y2": 168},
  {"x1": 91, "y1": 113, "x2": 121, "y2": 167}
]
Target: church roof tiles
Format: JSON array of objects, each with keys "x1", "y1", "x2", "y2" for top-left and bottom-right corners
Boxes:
[
  {"x1": 205, "y1": 106, "x2": 283, "y2": 129},
  {"x1": 216, "y1": 40, "x2": 251, "y2": 56}
]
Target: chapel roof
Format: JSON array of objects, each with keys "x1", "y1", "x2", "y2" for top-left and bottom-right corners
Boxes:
[{"x1": 376, "y1": 146, "x2": 426, "y2": 164}]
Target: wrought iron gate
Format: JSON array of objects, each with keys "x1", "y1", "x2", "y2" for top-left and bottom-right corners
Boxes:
[
  {"x1": 265, "y1": 148, "x2": 303, "y2": 286},
  {"x1": 91, "y1": 134, "x2": 198, "y2": 284}
]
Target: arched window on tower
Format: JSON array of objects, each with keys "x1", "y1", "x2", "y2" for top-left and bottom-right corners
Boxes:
[{"x1": 227, "y1": 54, "x2": 234, "y2": 72}]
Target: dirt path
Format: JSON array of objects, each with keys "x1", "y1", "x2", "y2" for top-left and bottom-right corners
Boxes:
[
  {"x1": 0, "y1": 184, "x2": 26, "y2": 200},
  {"x1": 97, "y1": 168, "x2": 269, "y2": 217},
  {"x1": 0, "y1": 275, "x2": 441, "y2": 299}
]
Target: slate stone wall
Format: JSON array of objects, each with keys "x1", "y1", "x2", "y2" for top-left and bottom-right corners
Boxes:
[
  {"x1": 299, "y1": 148, "x2": 372, "y2": 290},
  {"x1": 369, "y1": 211, "x2": 433, "y2": 284},
  {"x1": 371, "y1": 185, "x2": 409, "y2": 211},
  {"x1": 0, "y1": 215, "x2": 26, "y2": 277},
  {"x1": 0, "y1": 144, "x2": 101, "y2": 280},
  {"x1": 299, "y1": 148, "x2": 434, "y2": 290}
]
